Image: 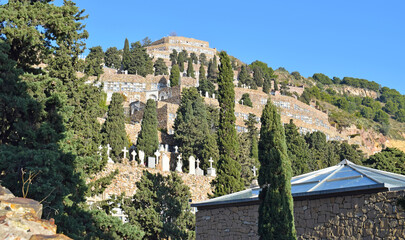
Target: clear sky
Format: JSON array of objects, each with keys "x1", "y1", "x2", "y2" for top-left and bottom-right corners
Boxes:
[{"x1": 73, "y1": 0, "x2": 405, "y2": 94}]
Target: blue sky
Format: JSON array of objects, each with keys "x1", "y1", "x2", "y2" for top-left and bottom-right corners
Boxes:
[{"x1": 73, "y1": 0, "x2": 404, "y2": 94}]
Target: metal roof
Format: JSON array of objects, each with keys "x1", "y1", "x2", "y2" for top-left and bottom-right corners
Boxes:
[{"x1": 192, "y1": 159, "x2": 405, "y2": 208}]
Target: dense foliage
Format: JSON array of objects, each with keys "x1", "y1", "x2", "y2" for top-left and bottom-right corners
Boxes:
[
  {"x1": 153, "y1": 58, "x2": 168, "y2": 76},
  {"x1": 85, "y1": 46, "x2": 104, "y2": 77},
  {"x1": 173, "y1": 88, "x2": 219, "y2": 170},
  {"x1": 239, "y1": 93, "x2": 253, "y2": 107},
  {"x1": 122, "y1": 171, "x2": 195, "y2": 240},
  {"x1": 102, "y1": 93, "x2": 128, "y2": 161},
  {"x1": 258, "y1": 100, "x2": 296, "y2": 240},
  {"x1": 124, "y1": 41, "x2": 153, "y2": 77},
  {"x1": 104, "y1": 47, "x2": 122, "y2": 69},
  {"x1": 136, "y1": 99, "x2": 159, "y2": 158},
  {"x1": 170, "y1": 64, "x2": 180, "y2": 87},
  {"x1": 213, "y1": 51, "x2": 244, "y2": 197}
]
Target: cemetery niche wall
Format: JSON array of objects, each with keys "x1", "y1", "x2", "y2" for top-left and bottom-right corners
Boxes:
[{"x1": 192, "y1": 160, "x2": 405, "y2": 240}]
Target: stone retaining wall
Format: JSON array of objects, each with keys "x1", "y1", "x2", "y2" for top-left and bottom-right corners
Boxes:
[
  {"x1": 88, "y1": 162, "x2": 214, "y2": 204},
  {"x1": 195, "y1": 190, "x2": 405, "y2": 240}
]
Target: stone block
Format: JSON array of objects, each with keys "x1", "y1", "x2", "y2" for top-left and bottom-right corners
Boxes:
[
  {"x1": 0, "y1": 197, "x2": 43, "y2": 219},
  {"x1": 0, "y1": 185, "x2": 15, "y2": 200},
  {"x1": 30, "y1": 234, "x2": 72, "y2": 240}
]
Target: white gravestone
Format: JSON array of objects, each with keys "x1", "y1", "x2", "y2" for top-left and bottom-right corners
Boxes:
[
  {"x1": 252, "y1": 165, "x2": 257, "y2": 177},
  {"x1": 188, "y1": 156, "x2": 196, "y2": 175},
  {"x1": 195, "y1": 159, "x2": 204, "y2": 176},
  {"x1": 207, "y1": 157, "x2": 216, "y2": 177},
  {"x1": 205, "y1": 91, "x2": 209, "y2": 98},
  {"x1": 175, "y1": 154, "x2": 183, "y2": 172},
  {"x1": 165, "y1": 144, "x2": 169, "y2": 152},
  {"x1": 131, "y1": 151, "x2": 137, "y2": 162},
  {"x1": 212, "y1": 93, "x2": 215, "y2": 99},
  {"x1": 174, "y1": 146, "x2": 178, "y2": 153},
  {"x1": 154, "y1": 150, "x2": 161, "y2": 165},
  {"x1": 138, "y1": 150, "x2": 145, "y2": 166},
  {"x1": 122, "y1": 147, "x2": 128, "y2": 159},
  {"x1": 148, "y1": 157, "x2": 156, "y2": 168},
  {"x1": 107, "y1": 144, "x2": 113, "y2": 163},
  {"x1": 161, "y1": 153, "x2": 170, "y2": 172}
]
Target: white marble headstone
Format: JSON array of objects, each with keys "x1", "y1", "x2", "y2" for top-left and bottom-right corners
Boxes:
[
  {"x1": 176, "y1": 154, "x2": 183, "y2": 172},
  {"x1": 161, "y1": 153, "x2": 170, "y2": 172},
  {"x1": 148, "y1": 157, "x2": 155, "y2": 169},
  {"x1": 189, "y1": 156, "x2": 196, "y2": 175},
  {"x1": 139, "y1": 150, "x2": 145, "y2": 166}
]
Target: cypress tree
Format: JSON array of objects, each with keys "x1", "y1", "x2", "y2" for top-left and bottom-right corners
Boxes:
[
  {"x1": 239, "y1": 93, "x2": 253, "y2": 107},
  {"x1": 174, "y1": 88, "x2": 218, "y2": 170},
  {"x1": 170, "y1": 64, "x2": 180, "y2": 87},
  {"x1": 186, "y1": 58, "x2": 195, "y2": 78},
  {"x1": 102, "y1": 93, "x2": 128, "y2": 161},
  {"x1": 197, "y1": 64, "x2": 215, "y2": 96},
  {"x1": 263, "y1": 78, "x2": 271, "y2": 94},
  {"x1": 213, "y1": 51, "x2": 244, "y2": 197},
  {"x1": 258, "y1": 100, "x2": 296, "y2": 240},
  {"x1": 137, "y1": 99, "x2": 159, "y2": 157},
  {"x1": 284, "y1": 119, "x2": 310, "y2": 175},
  {"x1": 126, "y1": 41, "x2": 154, "y2": 76},
  {"x1": 122, "y1": 38, "x2": 130, "y2": 70}
]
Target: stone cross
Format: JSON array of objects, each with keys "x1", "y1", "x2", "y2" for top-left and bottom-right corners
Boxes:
[
  {"x1": 176, "y1": 154, "x2": 183, "y2": 172},
  {"x1": 209, "y1": 157, "x2": 214, "y2": 169},
  {"x1": 131, "y1": 151, "x2": 137, "y2": 162},
  {"x1": 195, "y1": 159, "x2": 204, "y2": 176},
  {"x1": 252, "y1": 166, "x2": 257, "y2": 177},
  {"x1": 154, "y1": 150, "x2": 161, "y2": 165},
  {"x1": 189, "y1": 156, "x2": 196, "y2": 175},
  {"x1": 174, "y1": 146, "x2": 178, "y2": 153},
  {"x1": 122, "y1": 147, "x2": 129, "y2": 159},
  {"x1": 241, "y1": 99, "x2": 244, "y2": 105},
  {"x1": 139, "y1": 150, "x2": 145, "y2": 166}
]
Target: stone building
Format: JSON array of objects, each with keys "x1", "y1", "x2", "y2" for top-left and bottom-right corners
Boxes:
[
  {"x1": 192, "y1": 160, "x2": 405, "y2": 239},
  {"x1": 146, "y1": 36, "x2": 217, "y2": 61}
]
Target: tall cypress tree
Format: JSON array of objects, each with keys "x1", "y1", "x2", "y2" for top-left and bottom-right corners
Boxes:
[
  {"x1": 174, "y1": 88, "x2": 218, "y2": 170},
  {"x1": 258, "y1": 100, "x2": 296, "y2": 240},
  {"x1": 213, "y1": 51, "x2": 244, "y2": 197},
  {"x1": 103, "y1": 93, "x2": 128, "y2": 161},
  {"x1": 122, "y1": 38, "x2": 130, "y2": 70},
  {"x1": 197, "y1": 64, "x2": 215, "y2": 96},
  {"x1": 170, "y1": 64, "x2": 180, "y2": 87},
  {"x1": 284, "y1": 119, "x2": 310, "y2": 175},
  {"x1": 137, "y1": 99, "x2": 159, "y2": 157},
  {"x1": 186, "y1": 58, "x2": 195, "y2": 78}
]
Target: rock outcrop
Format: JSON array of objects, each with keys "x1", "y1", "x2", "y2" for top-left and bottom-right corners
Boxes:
[{"x1": 0, "y1": 185, "x2": 71, "y2": 240}]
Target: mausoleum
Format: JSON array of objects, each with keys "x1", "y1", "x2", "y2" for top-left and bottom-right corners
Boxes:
[{"x1": 192, "y1": 160, "x2": 405, "y2": 239}]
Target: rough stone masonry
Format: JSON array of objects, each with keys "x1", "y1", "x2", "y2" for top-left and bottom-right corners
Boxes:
[{"x1": 195, "y1": 190, "x2": 405, "y2": 240}]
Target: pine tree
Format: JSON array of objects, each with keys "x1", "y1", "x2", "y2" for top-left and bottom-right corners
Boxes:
[
  {"x1": 174, "y1": 88, "x2": 218, "y2": 170},
  {"x1": 186, "y1": 58, "x2": 195, "y2": 78},
  {"x1": 213, "y1": 51, "x2": 244, "y2": 197},
  {"x1": 122, "y1": 171, "x2": 195, "y2": 240},
  {"x1": 154, "y1": 58, "x2": 168, "y2": 76},
  {"x1": 104, "y1": 47, "x2": 122, "y2": 69},
  {"x1": 102, "y1": 93, "x2": 128, "y2": 161},
  {"x1": 85, "y1": 46, "x2": 104, "y2": 78},
  {"x1": 258, "y1": 100, "x2": 296, "y2": 240},
  {"x1": 122, "y1": 38, "x2": 130, "y2": 70},
  {"x1": 253, "y1": 66, "x2": 264, "y2": 87},
  {"x1": 170, "y1": 64, "x2": 180, "y2": 87},
  {"x1": 137, "y1": 99, "x2": 159, "y2": 158}
]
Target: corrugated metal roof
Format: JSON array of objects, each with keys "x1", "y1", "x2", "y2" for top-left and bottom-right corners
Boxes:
[{"x1": 192, "y1": 160, "x2": 405, "y2": 208}]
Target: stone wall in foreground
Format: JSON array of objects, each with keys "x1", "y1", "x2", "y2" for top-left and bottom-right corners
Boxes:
[{"x1": 195, "y1": 190, "x2": 405, "y2": 240}]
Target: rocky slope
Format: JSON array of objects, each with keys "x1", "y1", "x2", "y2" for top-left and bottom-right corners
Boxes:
[{"x1": 0, "y1": 185, "x2": 71, "y2": 240}]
